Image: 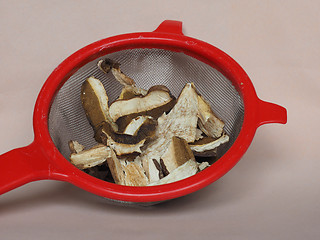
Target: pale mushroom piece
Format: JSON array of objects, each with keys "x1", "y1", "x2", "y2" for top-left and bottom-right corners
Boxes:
[
  {"x1": 70, "y1": 144, "x2": 111, "y2": 170},
  {"x1": 81, "y1": 76, "x2": 118, "y2": 131},
  {"x1": 189, "y1": 134, "x2": 229, "y2": 154},
  {"x1": 106, "y1": 148, "x2": 126, "y2": 185},
  {"x1": 197, "y1": 95, "x2": 225, "y2": 138},
  {"x1": 157, "y1": 82, "x2": 199, "y2": 143},
  {"x1": 123, "y1": 116, "x2": 154, "y2": 136},
  {"x1": 68, "y1": 140, "x2": 85, "y2": 154},
  {"x1": 120, "y1": 160, "x2": 149, "y2": 186},
  {"x1": 160, "y1": 136, "x2": 195, "y2": 173},
  {"x1": 96, "y1": 118, "x2": 157, "y2": 144},
  {"x1": 107, "y1": 138, "x2": 147, "y2": 155},
  {"x1": 195, "y1": 128, "x2": 204, "y2": 141},
  {"x1": 138, "y1": 83, "x2": 199, "y2": 182},
  {"x1": 109, "y1": 86, "x2": 175, "y2": 123},
  {"x1": 115, "y1": 99, "x2": 176, "y2": 132},
  {"x1": 135, "y1": 137, "x2": 167, "y2": 183},
  {"x1": 198, "y1": 161, "x2": 210, "y2": 171},
  {"x1": 97, "y1": 58, "x2": 148, "y2": 96},
  {"x1": 95, "y1": 118, "x2": 157, "y2": 155},
  {"x1": 148, "y1": 159, "x2": 199, "y2": 186},
  {"x1": 106, "y1": 149, "x2": 148, "y2": 186}
]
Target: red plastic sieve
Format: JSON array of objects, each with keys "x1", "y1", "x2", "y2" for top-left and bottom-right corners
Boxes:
[{"x1": 0, "y1": 20, "x2": 287, "y2": 204}]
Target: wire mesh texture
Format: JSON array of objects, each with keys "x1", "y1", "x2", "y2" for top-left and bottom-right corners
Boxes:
[{"x1": 48, "y1": 48, "x2": 244, "y2": 163}]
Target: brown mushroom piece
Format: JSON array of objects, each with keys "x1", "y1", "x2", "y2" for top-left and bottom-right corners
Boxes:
[
  {"x1": 118, "y1": 86, "x2": 144, "y2": 100},
  {"x1": 147, "y1": 159, "x2": 199, "y2": 186},
  {"x1": 189, "y1": 134, "x2": 229, "y2": 157},
  {"x1": 106, "y1": 149, "x2": 148, "y2": 186},
  {"x1": 109, "y1": 85, "x2": 176, "y2": 123},
  {"x1": 136, "y1": 83, "x2": 199, "y2": 183},
  {"x1": 197, "y1": 95, "x2": 225, "y2": 138},
  {"x1": 95, "y1": 117, "x2": 157, "y2": 156},
  {"x1": 123, "y1": 116, "x2": 154, "y2": 136},
  {"x1": 121, "y1": 160, "x2": 149, "y2": 186},
  {"x1": 81, "y1": 76, "x2": 118, "y2": 132},
  {"x1": 97, "y1": 58, "x2": 148, "y2": 98},
  {"x1": 68, "y1": 140, "x2": 85, "y2": 154},
  {"x1": 160, "y1": 136, "x2": 195, "y2": 173},
  {"x1": 156, "y1": 83, "x2": 199, "y2": 143},
  {"x1": 69, "y1": 144, "x2": 111, "y2": 170}
]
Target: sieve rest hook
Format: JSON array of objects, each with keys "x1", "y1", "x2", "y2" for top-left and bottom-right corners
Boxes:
[
  {"x1": 153, "y1": 20, "x2": 184, "y2": 35},
  {"x1": 256, "y1": 99, "x2": 287, "y2": 127}
]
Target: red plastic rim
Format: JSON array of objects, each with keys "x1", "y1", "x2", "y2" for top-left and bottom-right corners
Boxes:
[{"x1": 32, "y1": 21, "x2": 283, "y2": 202}]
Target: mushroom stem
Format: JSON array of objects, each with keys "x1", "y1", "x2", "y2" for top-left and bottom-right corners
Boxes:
[
  {"x1": 98, "y1": 58, "x2": 147, "y2": 96},
  {"x1": 147, "y1": 159, "x2": 199, "y2": 186},
  {"x1": 197, "y1": 95, "x2": 225, "y2": 138},
  {"x1": 70, "y1": 144, "x2": 111, "y2": 170}
]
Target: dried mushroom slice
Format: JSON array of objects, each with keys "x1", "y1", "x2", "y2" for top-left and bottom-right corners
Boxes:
[
  {"x1": 160, "y1": 136, "x2": 195, "y2": 173},
  {"x1": 157, "y1": 83, "x2": 199, "y2": 143},
  {"x1": 195, "y1": 128, "x2": 204, "y2": 141},
  {"x1": 197, "y1": 95, "x2": 224, "y2": 138},
  {"x1": 118, "y1": 86, "x2": 143, "y2": 100},
  {"x1": 123, "y1": 116, "x2": 154, "y2": 136},
  {"x1": 189, "y1": 134, "x2": 229, "y2": 156},
  {"x1": 96, "y1": 119, "x2": 157, "y2": 145},
  {"x1": 107, "y1": 138, "x2": 147, "y2": 155},
  {"x1": 81, "y1": 76, "x2": 118, "y2": 131},
  {"x1": 138, "y1": 83, "x2": 199, "y2": 182},
  {"x1": 95, "y1": 117, "x2": 157, "y2": 155},
  {"x1": 70, "y1": 144, "x2": 111, "y2": 170},
  {"x1": 106, "y1": 148, "x2": 125, "y2": 184},
  {"x1": 109, "y1": 85, "x2": 176, "y2": 123},
  {"x1": 148, "y1": 159, "x2": 199, "y2": 186},
  {"x1": 68, "y1": 140, "x2": 85, "y2": 154},
  {"x1": 76, "y1": 64, "x2": 229, "y2": 187},
  {"x1": 198, "y1": 161, "x2": 210, "y2": 171},
  {"x1": 115, "y1": 99, "x2": 176, "y2": 132},
  {"x1": 121, "y1": 161, "x2": 149, "y2": 186},
  {"x1": 98, "y1": 58, "x2": 148, "y2": 97},
  {"x1": 106, "y1": 149, "x2": 148, "y2": 186},
  {"x1": 97, "y1": 58, "x2": 135, "y2": 86}
]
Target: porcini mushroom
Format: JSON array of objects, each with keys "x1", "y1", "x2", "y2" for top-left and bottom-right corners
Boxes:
[
  {"x1": 123, "y1": 116, "x2": 155, "y2": 136},
  {"x1": 70, "y1": 144, "x2": 111, "y2": 170},
  {"x1": 160, "y1": 136, "x2": 195, "y2": 173},
  {"x1": 197, "y1": 95, "x2": 224, "y2": 138},
  {"x1": 157, "y1": 83, "x2": 199, "y2": 143},
  {"x1": 106, "y1": 149, "x2": 148, "y2": 186},
  {"x1": 81, "y1": 76, "x2": 118, "y2": 132},
  {"x1": 189, "y1": 134, "x2": 229, "y2": 156},
  {"x1": 95, "y1": 117, "x2": 157, "y2": 155},
  {"x1": 74, "y1": 58, "x2": 230, "y2": 186},
  {"x1": 137, "y1": 83, "x2": 200, "y2": 183},
  {"x1": 68, "y1": 140, "x2": 85, "y2": 154},
  {"x1": 97, "y1": 58, "x2": 148, "y2": 97},
  {"x1": 148, "y1": 159, "x2": 199, "y2": 186},
  {"x1": 109, "y1": 85, "x2": 176, "y2": 123},
  {"x1": 189, "y1": 134, "x2": 229, "y2": 157}
]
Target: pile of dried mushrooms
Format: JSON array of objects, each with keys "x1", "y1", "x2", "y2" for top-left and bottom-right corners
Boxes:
[{"x1": 69, "y1": 59, "x2": 229, "y2": 186}]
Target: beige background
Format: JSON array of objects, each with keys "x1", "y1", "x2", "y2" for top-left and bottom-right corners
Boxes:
[{"x1": 0, "y1": 0, "x2": 319, "y2": 239}]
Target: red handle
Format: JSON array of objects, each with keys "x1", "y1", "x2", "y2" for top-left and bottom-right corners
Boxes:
[
  {"x1": 256, "y1": 99, "x2": 287, "y2": 127},
  {"x1": 153, "y1": 20, "x2": 184, "y2": 35},
  {"x1": 0, "y1": 141, "x2": 51, "y2": 195}
]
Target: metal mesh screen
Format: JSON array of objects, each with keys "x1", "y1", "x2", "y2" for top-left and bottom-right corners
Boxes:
[{"x1": 48, "y1": 49, "x2": 244, "y2": 161}]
